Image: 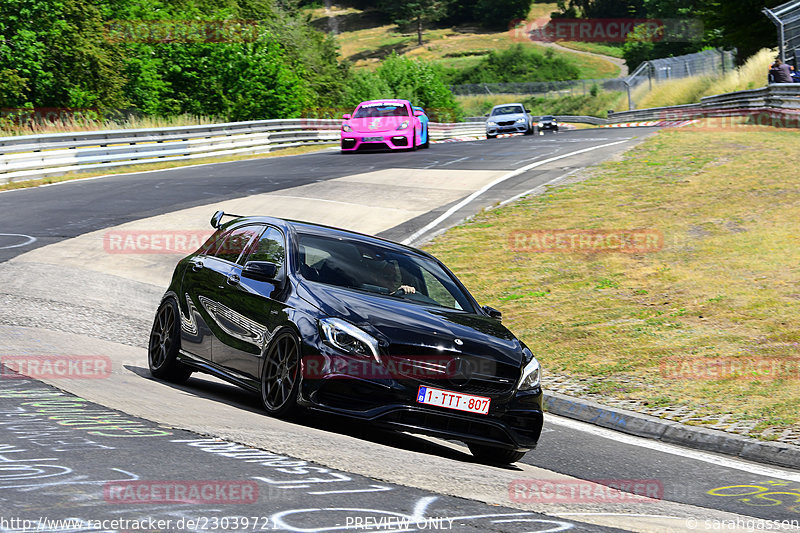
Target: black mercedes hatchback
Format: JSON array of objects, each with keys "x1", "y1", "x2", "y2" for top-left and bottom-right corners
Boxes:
[{"x1": 149, "y1": 211, "x2": 543, "y2": 463}]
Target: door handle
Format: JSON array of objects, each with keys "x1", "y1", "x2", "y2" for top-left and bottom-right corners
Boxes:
[
  {"x1": 191, "y1": 260, "x2": 204, "y2": 271},
  {"x1": 227, "y1": 274, "x2": 240, "y2": 285}
]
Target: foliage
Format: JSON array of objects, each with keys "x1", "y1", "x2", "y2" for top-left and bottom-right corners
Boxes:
[
  {"x1": 0, "y1": 0, "x2": 348, "y2": 121},
  {"x1": 450, "y1": 44, "x2": 581, "y2": 84},
  {"x1": 553, "y1": 0, "x2": 786, "y2": 68},
  {"x1": 344, "y1": 53, "x2": 462, "y2": 121},
  {"x1": 381, "y1": 0, "x2": 451, "y2": 45}
]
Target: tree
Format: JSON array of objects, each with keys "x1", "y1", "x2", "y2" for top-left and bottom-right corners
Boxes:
[{"x1": 384, "y1": 0, "x2": 451, "y2": 45}]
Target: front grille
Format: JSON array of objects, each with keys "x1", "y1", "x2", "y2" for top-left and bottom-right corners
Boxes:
[
  {"x1": 386, "y1": 352, "x2": 517, "y2": 395},
  {"x1": 497, "y1": 120, "x2": 515, "y2": 126}
]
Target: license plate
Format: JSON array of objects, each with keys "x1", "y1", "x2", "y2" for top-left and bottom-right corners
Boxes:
[
  {"x1": 363, "y1": 136, "x2": 383, "y2": 142},
  {"x1": 416, "y1": 385, "x2": 490, "y2": 415}
]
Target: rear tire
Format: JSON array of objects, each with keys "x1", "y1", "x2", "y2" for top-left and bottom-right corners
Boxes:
[
  {"x1": 261, "y1": 331, "x2": 302, "y2": 418},
  {"x1": 468, "y1": 443, "x2": 526, "y2": 464},
  {"x1": 148, "y1": 299, "x2": 192, "y2": 383}
]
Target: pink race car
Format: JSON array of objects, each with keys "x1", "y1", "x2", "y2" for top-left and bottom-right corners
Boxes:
[{"x1": 340, "y1": 99, "x2": 430, "y2": 152}]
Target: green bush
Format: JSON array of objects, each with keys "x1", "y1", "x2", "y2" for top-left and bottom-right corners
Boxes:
[
  {"x1": 451, "y1": 44, "x2": 581, "y2": 84},
  {"x1": 345, "y1": 54, "x2": 462, "y2": 121}
]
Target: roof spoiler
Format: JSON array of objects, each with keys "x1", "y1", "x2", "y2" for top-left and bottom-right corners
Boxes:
[{"x1": 210, "y1": 210, "x2": 245, "y2": 229}]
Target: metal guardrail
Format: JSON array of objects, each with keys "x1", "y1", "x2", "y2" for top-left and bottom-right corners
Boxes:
[
  {"x1": 0, "y1": 119, "x2": 487, "y2": 184},
  {"x1": 607, "y1": 83, "x2": 800, "y2": 123},
  {"x1": 4, "y1": 84, "x2": 796, "y2": 185},
  {"x1": 463, "y1": 115, "x2": 609, "y2": 125}
]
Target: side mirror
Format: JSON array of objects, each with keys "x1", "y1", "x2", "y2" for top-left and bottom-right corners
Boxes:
[
  {"x1": 210, "y1": 210, "x2": 225, "y2": 229},
  {"x1": 525, "y1": 108, "x2": 532, "y2": 113},
  {"x1": 482, "y1": 305, "x2": 502, "y2": 320},
  {"x1": 484, "y1": 113, "x2": 490, "y2": 117},
  {"x1": 342, "y1": 114, "x2": 351, "y2": 120},
  {"x1": 413, "y1": 109, "x2": 424, "y2": 117},
  {"x1": 242, "y1": 261, "x2": 280, "y2": 282}
]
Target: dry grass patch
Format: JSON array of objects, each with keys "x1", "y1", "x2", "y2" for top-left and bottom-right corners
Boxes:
[{"x1": 423, "y1": 125, "x2": 800, "y2": 432}]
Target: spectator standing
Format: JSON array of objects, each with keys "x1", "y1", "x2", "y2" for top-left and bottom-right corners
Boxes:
[{"x1": 769, "y1": 59, "x2": 794, "y2": 83}]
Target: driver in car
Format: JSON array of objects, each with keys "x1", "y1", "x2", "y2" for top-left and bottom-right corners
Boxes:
[{"x1": 373, "y1": 259, "x2": 416, "y2": 295}]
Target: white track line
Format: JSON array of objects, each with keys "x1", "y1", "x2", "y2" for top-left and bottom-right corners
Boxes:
[
  {"x1": 400, "y1": 140, "x2": 629, "y2": 245},
  {"x1": 548, "y1": 415, "x2": 800, "y2": 481}
]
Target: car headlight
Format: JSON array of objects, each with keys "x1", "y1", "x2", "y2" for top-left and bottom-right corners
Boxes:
[
  {"x1": 487, "y1": 121, "x2": 497, "y2": 127},
  {"x1": 517, "y1": 347, "x2": 541, "y2": 390},
  {"x1": 342, "y1": 124, "x2": 352, "y2": 132},
  {"x1": 397, "y1": 121, "x2": 409, "y2": 130},
  {"x1": 538, "y1": 122, "x2": 544, "y2": 127},
  {"x1": 515, "y1": 118, "x2": 526, "y2": 124},
  {"x1": 319, "y1": 318, "x2": 379, "y2": 362}
]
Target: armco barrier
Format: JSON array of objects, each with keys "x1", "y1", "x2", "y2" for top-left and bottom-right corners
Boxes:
[
  {"x1": 4, "y1": 84, "x2": 797, "y2": 184},
  {"x1": 0, "y1": 119, "x2": 486, "y2": 184},
  {"x1": 607, "y1": 83, "x2": 800, "y2": 123}
]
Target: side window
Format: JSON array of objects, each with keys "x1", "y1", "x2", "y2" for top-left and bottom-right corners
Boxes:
[
  {"x1": 245, "y1": 227, "x2": 285, "y2": 268},
  {"x1": 210, "y1": 226, "x2": 260, "y2": 263},
  {"x1": 420, "y1": 268, "x2": 461, "y2": 310}
]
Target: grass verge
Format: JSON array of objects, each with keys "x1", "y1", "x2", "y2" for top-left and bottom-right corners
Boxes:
[
  {"x1": 0, "y1": 144, "x2": 331, "y2": 192},
  {"x1": 423, "y1": 123, "x2": 800, "y2": 434}
]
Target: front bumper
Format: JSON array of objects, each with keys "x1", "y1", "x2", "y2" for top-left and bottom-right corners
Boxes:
[
  {"x1": 341, "y1": 132, "x2": 413, "y2": 151},
  {"x1": 487, "y1": 123, "x2": 529, "y2": 135},
  {"x1": 298, "y1": 348, "x2": 544, "y2": 451}
]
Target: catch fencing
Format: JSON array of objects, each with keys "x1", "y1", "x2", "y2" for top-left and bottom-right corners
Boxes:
[{"x1": 764, "y1": 0, "x2": 800, "y2": 65}]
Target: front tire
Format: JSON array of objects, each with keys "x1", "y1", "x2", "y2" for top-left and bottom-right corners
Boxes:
[
  {"x1": 261, "y1": 331, "x2": 301, "y2": 418},
  {"x1": 486, "y1": 134, "x2": 496, "y2": 139},
  {"x1": 421, "y1": 125, "x2": 430, "y2": 148},
  {"x1": 148, "y1": 299, "x2": 192, "y2": 383},
  {"x1": 468, "y1": 443, "x2": 526, "y2": 464}
]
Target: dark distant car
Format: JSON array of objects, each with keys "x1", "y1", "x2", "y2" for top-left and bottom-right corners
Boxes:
[
  {"x1": 149, "y1": 212, "x2": 544, "y2": 463},
  {"x1": 485, "y1": 103, "x2": 534, "y2": 138},
  {"x1": 538, "y1": 115, "x2": 559, "y2": 132}
]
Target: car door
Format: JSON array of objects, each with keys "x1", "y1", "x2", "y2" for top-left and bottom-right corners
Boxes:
[
  {"x1": 212, "y1": 225, "x2": 288, "y2": 384},
  {"x1": 180, "y1": 225, "x2": 260, "y2": 364}
]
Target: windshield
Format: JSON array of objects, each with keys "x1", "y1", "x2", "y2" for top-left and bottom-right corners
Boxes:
[
  {"x1": 542, "y1": 115, "x2": 554, "y2": 120},
  {"x1": 297, "y1": 233, "x2": 474, "y2": 311},
  {"x1": 353, "y1": 103, "x2": 410, "y2": 118},
  {"x1": 492, "y1": 105, "x2": 524, "y2": 116}
]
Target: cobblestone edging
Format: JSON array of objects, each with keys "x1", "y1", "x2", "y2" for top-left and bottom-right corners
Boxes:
[{"x1": 542, "y1": 373, "x2": 800, "y2": 470}]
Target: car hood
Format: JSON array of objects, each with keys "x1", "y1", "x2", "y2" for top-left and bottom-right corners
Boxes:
[
  {"x1": 296, "y1": 281, "x2": 524, "y2": 366},
  {"x1": 488, "y1": 113, "x2": 527, "y2": 122},
  {"x1": 347, "y1": 116, "x2": 409, "y2": 133}
]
